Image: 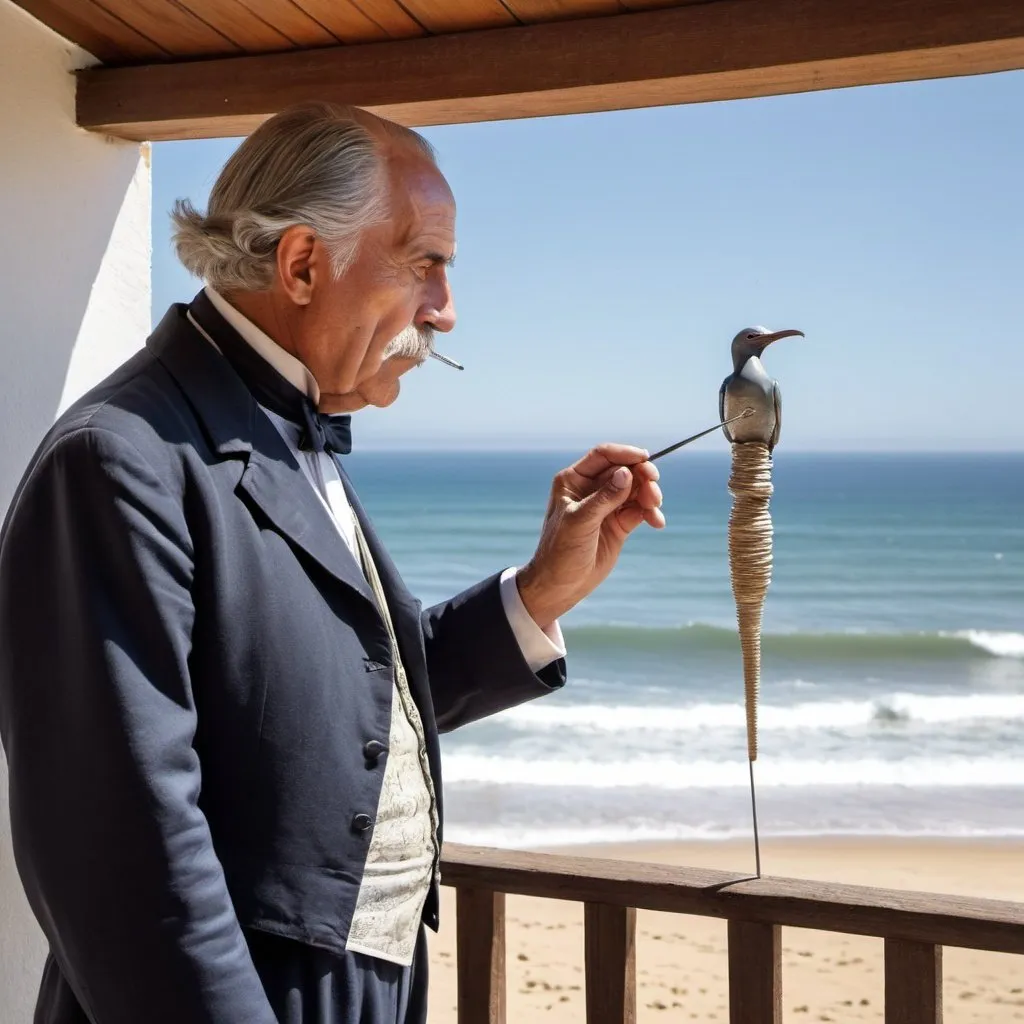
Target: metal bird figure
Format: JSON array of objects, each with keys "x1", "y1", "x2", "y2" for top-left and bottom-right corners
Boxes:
[{"x1": 720, "y1": 327, "x2": 804, "y2": 451}]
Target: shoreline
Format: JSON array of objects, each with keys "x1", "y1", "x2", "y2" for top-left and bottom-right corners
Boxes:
[{"x1": 428, "y1": 836, "x2": 1024, "y2": 1022}]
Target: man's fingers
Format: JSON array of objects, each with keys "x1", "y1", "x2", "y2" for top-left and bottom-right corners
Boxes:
[
  {"x1": 633, "y1": 461, "x2": 660, "y2": 483},
  {"x1": 614, "y1": 503, "x2": 646, "y2": 536},
  {"x1": 571, "y1": 464, "x2": 633, "y2": 523},
  {"x1": 633, "y1": 479, "x2": 663, "y2": 511},
  {"x1": 643, "y1": 506, "x2": 667, "y2": 529},
  {"x1": 571, "y1": 444, "x2": 649, "y2": 480}
]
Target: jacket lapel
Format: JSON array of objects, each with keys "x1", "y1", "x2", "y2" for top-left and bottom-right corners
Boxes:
[
  {"x1": 238, "y1": 439, "x2": 377, "y2": 609},
  {"x1": 149, "y1": 302, "x2": 377, "y2": 611}
]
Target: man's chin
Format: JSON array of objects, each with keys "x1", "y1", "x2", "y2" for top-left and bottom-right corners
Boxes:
[
  {"x1": 365, "y1": 377, "x2": 402, "y2": 409},
  {"x1": 320, "y1": 355, "x2": 418, "y2": 413},
  {"x1": 318, "y1": 391, "x2": 370, "y2": 414}
]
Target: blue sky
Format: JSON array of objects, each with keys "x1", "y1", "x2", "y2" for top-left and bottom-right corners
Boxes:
[{"x1": 152, "y1": 71, "x2": 1023, "y2": 452}]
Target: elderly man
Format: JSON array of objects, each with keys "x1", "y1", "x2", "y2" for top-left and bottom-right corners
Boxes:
[{"x1": 0, "y1": 103, "x2": 663, "y2": 1024}]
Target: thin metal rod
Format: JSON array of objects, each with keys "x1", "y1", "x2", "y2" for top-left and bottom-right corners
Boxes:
[
  {"x1": 749, "y1": 757, "x2": 762, "y2": 879},
  {"x1": 648, "y1": 408, "x2": 753, "y2": 462},
  {"x1": 429, "y1": 350, "x2": 464, "y2": 370}
]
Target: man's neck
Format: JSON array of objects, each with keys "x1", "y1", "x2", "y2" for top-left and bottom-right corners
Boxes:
[
  {"x1": 221, "y1": 290, "x2": 299, "y2": 359},
  {"x1": 204, "y1": 286, "x2": 321, "y2": 404}
]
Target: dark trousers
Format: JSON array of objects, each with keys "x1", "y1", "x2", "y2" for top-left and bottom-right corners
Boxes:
[
  {"x1": 247, "y1": 928, "x2": 429, "y2": 1024},
  {"x1": 34, "y1": 930, "x2": 429, "y2": 1024}
]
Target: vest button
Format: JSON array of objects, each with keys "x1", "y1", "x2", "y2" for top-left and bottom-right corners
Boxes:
[
  {"x1": 363, "y1": 740, "x2": 387, "y2": 763},
  {"x1": 351, "y1": 813, "x2": 374, "y2": 834}
]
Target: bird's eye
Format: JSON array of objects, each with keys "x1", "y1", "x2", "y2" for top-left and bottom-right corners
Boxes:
[{"x1": 746, "y1": 334, "x2": 757, "y2": 340}]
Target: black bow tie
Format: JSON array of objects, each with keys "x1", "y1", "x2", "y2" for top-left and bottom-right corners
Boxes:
[
  {"x1": 188, "y1": 292, "x2": 352, "y2": 456},
  {"x1": 296, "y1": 403, "x2": 352, "y2": 456}
]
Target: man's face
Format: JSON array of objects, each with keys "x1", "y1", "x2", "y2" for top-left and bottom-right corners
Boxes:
[{"x1": 291, "y1": 147, "x2": 457, "y2": 413}]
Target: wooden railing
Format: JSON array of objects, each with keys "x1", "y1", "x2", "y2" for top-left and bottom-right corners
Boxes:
[{"x1": 441, "y1": 843, "x2": 1024, "y2": 1024}]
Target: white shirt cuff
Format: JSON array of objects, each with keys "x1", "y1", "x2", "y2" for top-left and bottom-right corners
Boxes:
[{"x1": 498, "y1": 567, "x2": 566, "y2": 674}]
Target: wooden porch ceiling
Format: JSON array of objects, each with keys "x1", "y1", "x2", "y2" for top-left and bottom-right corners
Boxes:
[{"x1": 14, "y1": 0, "x2": 1024, "y2": 141}]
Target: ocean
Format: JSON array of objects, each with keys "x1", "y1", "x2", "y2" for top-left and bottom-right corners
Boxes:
[{"x1": 344, "y1": 451, "x2": 1024, "y2": 848}]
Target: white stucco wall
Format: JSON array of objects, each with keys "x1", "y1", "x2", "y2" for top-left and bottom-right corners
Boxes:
[{"x1": 0, "y1": 1, "x2": 152, "y2": 1016}]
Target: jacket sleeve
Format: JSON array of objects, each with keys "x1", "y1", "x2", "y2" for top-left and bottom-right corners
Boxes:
[
  {"x1": 422, "y1": 572, "x2": 566, "y2": 733},
  {"x1": 0, "y1": 428, "x2": 277, "y2": 1024}
]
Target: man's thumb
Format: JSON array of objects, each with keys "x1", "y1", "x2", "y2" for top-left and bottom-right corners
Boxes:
[{"x1": 575, "y1": 465, "x2": 632, "y2": 521}]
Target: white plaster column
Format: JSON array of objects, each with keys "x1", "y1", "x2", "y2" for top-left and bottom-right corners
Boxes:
[{"x1": 0, "y1": 1, "x2": 152, "y2": 1016}]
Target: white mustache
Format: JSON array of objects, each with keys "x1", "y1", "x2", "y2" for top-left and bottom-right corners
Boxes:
[{"x1": 382, "y1": 324, "x2": 435, "y2": 362}]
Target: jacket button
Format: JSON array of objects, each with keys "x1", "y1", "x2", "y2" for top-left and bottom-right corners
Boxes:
[
  {"x1": 363, "y1": 740, "x2": 387, "y2": 763},
  {"x1": 351, "y1": 813, "x2": 374, "y2": 834}
]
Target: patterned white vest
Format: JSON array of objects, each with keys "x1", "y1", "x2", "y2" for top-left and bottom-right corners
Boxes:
[{"x1": 344, "y1": 516, "x2": 440, "y2": 966}]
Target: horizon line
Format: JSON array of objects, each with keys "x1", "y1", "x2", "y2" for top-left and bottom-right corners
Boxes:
[{"x1": 347, "y1": 446, "x2": 1024, "y2": 455}]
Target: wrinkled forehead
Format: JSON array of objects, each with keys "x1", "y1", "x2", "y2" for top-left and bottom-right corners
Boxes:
[{"x1": 384, "y1": 149, "x2": 456, "y2": 249}]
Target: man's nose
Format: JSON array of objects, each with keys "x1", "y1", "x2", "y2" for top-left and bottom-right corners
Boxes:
[{"x1": 416, "y1": 275, "x2": 456, "y2": 334}]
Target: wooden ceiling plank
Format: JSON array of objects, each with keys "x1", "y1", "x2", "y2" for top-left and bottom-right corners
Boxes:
[
  {"x1": 286, "y1": 0, "x2": 390, "y2": 43},
  {"x1": 11, "y1": 0, "x2": 168, "y2": 61},
  {"x1": 618, "y1": 0, "x2": 706, "y2": 9},
  {"x1": 77, "y1": 0, "x2": 1024, "y2": 141},
  {"x1": 346, "y1": 0, "x2": 427, "y2": 38},
  {"x1": 502, "y1": 0, "x2": 623, "y2": 22},
  {"x1": 398, "y1": 0, "x2": 517, "y2": 33},
  {"x1": 99, "y1": 0, "x2": 244, "y2": 56},
  {"x1": 227, "y1": 0, "x2": 340, "y2": 46},
  {"x1": 175, "y1": 0, "x2": 295, "y2": 50}
]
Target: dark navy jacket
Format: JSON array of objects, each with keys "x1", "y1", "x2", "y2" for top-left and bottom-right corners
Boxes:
[{"x1": 0, "y1": 299, "x2": 565, "y2": 1023}]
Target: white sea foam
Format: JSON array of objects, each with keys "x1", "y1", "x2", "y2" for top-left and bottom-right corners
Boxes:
[
  {"x1": 494, "y1": 692, "x2": 1024, "y2": 734},
  {"x1": 953, "y1": 630, "x2": 1024, "y2": 659},
  {"x1": 445, "y1": 822, "x2": 1024, "y2": 849},
  {"x1": 443, "y1": 755, "x2": 1024, "y2": 789}
]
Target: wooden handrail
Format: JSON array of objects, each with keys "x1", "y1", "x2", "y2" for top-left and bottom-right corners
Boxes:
[{"x1": 441, "y1": 843, "x2": 1024, "y2": 955}]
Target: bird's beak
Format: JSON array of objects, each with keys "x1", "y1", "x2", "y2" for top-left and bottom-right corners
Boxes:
[{"x1": 758, "y1": 329, "x2": 804, "y2": 347}]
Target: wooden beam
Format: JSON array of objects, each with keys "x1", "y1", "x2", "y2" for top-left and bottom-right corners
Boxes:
[
  {"x1": 728, "y1": 920, "x2": 782, "y2": 1024},
  {"x1": 456, "y1": 887, "x2": 506, "y2": 1024},
  {"x1": 77, "y1": 0, "x2": 1024, "y2": 140},
  {"x1": 584, "y1": 903, "x2": 636, "y2": 1024},
  {"x1": 884, "y1": 939, "x2": 943, "y2": 1024},
  {"x1": 439, "y1": 844, "x2": 1024, "y2": 956}
]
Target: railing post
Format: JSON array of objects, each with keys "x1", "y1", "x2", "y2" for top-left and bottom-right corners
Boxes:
[
  {"x1": 456, "y1": 887, "x2": 506, "y2": 1024},
  {"x1": 584, "y1": 903, "x2": 636, "y2": 1024},
  {"x1": 728, "y1": 919, "x2": 782, "y2": 1024},
  {"x1": 885, "y1": 939, "x2": 942, "y2": 1024}
]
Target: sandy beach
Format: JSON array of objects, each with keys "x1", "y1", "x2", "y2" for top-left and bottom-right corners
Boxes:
[{"x1": 427, "y1": 838, "x2": 1024, "y2": 1022}]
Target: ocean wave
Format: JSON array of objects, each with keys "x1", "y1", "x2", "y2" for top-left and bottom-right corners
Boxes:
[
  {"x1": 445, "y1": 823, "x2": 1024, "y2": 850},
  {"x1": 563, "y1": 623, "x2": 1024, "y2": 661},
  {"x1": 443, "y1": 755, "x2": 1024, "y2": 789},
  {"x1": 495, "y1": 692, "x2": 1024, "y2": 734},
  {"x1": 951, "y1": 630, "x2": 1024, "y2": 658}
]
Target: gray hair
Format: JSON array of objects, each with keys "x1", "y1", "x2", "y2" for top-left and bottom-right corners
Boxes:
[{"x1": 171, "y1": 103, "x2": 436, "y2": 293}]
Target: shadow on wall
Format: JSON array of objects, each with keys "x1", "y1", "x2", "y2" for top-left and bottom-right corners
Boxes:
[{"x1": 0, "y1": 2, "x2": 152, "y2": 1018}]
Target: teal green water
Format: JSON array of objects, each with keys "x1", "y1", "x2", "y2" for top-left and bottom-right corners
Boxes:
[{"x1": 346, "y1": 452, "x2": 1024, "y2": 846}]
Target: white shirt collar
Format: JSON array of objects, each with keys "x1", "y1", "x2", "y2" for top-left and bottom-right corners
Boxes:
[{"x1": 203, "y1": 286, "x2": 321, "y2": 405}]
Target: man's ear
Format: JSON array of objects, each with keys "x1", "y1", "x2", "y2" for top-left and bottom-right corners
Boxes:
[{"x1": 276, "y1": 226, "x2": 321, "y2": 306}]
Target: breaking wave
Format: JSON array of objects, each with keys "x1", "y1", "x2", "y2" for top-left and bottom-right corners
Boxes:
[
  {"x1": 443, "y1": 755, "x2": 1024, "y2": 790},
  {"x1": 563, "y1": 624, "x2": 1024, "y2": 661},
  {"x1": 495, "y1": 692, "x2": 1024, "y2": 734}
]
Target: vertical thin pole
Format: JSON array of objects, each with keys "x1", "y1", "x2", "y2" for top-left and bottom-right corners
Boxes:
[{"x1": 749, "y1": 757, "x2": 761, "y2": 878}]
